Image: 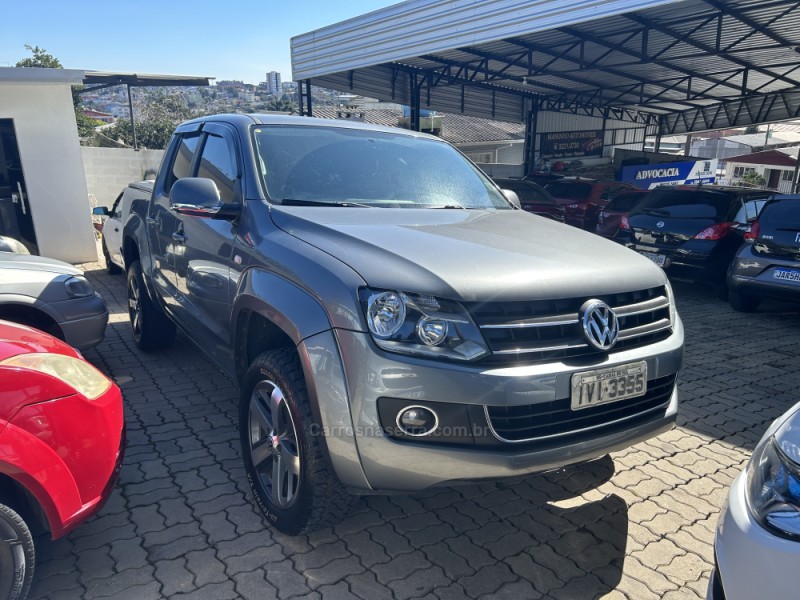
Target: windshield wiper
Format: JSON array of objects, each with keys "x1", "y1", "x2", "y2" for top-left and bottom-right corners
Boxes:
[{"x1": 280, "y1": 198, "x2": 375, "y2": 208}]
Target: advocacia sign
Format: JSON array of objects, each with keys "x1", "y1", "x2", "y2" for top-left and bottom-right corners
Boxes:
[{"x1": 621, "y1": 159, "x2": 718, "y2": 189}]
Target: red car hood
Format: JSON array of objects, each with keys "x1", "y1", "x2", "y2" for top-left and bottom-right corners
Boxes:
[{"x1": 0, "y1": 320, "x2": 79, "y2": 362}]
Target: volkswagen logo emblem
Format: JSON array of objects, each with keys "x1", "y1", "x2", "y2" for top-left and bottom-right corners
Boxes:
[
  {"x1": 580, "y1": 300, "x2": 619, "y2": 351},
  {"x1": 656, "y1": 220, "x2": 665, "y2": 228}
]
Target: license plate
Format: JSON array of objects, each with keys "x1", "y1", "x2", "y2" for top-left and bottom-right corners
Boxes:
[
  {"x1": 639, "y1": 251, "x2": 666, "y2": 267},
  {"x1": 773, "y1": 268, "x2": 800, "y2": 282},
  {"x1": 571, "y1": 362, "x2": 648, "y2": 411}
]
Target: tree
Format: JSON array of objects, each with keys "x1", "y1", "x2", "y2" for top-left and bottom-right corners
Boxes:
[
  {"x1": 743, "y1": 125, "x2": 760, "y2": 134},
  {"x1": 740, "y1": 171, "x2": 767, "y2": 187},
  {"x1": 102, "y1": 90, "x2": 195, "y2": 149},
  {"x1": 15, "y1": 45, "x2": 62, "y2": 68}
]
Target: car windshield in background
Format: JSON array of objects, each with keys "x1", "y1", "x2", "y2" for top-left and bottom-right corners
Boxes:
[
  {"x1": 251, "y1": 125, "x2": 511, "y2": 209},
  {"x1": 631, "y1": 188, "x2": 735, "y2": 221},
  {"x1": 607, "y1": 192, "x2": 647, "y2": 212},
  {"x1": 497, "y1": 181, "x2": 555, "y2": 204},
  {"x1": 545, "y1": 182, "x2": 593, "y2": 199}
]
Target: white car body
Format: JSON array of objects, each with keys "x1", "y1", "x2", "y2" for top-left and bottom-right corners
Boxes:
[
  {"x1": 99, "y1": 181, "x2": 153, "y2": 271},
  {"x1": 709, "y1": 400, "x2": 800, "y2": 599}
]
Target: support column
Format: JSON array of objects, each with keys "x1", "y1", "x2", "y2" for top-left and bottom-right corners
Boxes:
[
  {"x1": 127, "y1": 84, "x2": 138, "y2": 151},
  {"x1": 523, "y1": 99, "x2": 539, "y2": 177},
  {"x1": 410, "y1": 74, "x2": 421, "y2": 132}
]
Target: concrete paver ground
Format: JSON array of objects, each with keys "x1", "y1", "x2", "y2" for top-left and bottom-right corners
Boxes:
[{"x1": 26, "y1": 263, "x2": 800, "y2": 599}]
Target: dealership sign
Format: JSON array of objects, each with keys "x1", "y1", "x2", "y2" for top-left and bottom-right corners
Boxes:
[
  {"x1": 540, "y1": 130, "x2": 604, "y2": 159},
  {"x1": 622, "y1": 159, "x2": 718, "y2": 189}
]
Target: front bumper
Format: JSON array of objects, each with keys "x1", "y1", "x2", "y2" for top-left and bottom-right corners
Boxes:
[
  {"x1": 51, "y1": 292, "x2": 108, "y2": 350},
  {"x1": 711, "y1": 472, "x2": 800, "y2": 600},
  {"x1": 307, "y1": 314, "x2": 683, "y2": 493}
]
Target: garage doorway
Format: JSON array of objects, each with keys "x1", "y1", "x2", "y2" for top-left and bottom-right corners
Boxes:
[{"x1": 0, "y1": 119, "x2": 38, "y2": 253}]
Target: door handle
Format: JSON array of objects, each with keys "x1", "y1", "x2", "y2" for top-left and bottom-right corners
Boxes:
[
  {"x1": 146, "y1": 215, "x2": 160, "y2": 226},
  {"x1": 172, "y1": 232, "x2": 187, "y2": 244},
  {"x1": 16, "y1": 183, "x2": 26, "y2": 215}
]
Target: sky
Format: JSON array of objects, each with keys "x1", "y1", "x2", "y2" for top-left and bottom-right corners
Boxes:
[{"x1": 0, "y1": 0, "x2": 399, "y2": 84}]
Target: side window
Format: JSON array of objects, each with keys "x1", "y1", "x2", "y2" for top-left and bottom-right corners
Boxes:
[
  {"x1": 166, "y1": 133, "x2": 202, "y2": 193},
  {"x1": 196, "y1": 133, "x2": 238, "y2": 204},
  {"x1": 110, "y1": 192, "x2": 124, "y2": 218}
]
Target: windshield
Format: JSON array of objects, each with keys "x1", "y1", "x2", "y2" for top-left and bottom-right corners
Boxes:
[
  {"x1": 631, "y1": 188, "x2": 737, "y2": 221},
  {"x1": 544, "y1": 182, "x2": 592, "y2": 200},
  {"x1": 251, "y1": 125, "x2": 511, "y2": 209}
]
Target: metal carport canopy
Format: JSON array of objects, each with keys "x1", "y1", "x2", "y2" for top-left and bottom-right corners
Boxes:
[{"x1": 291, "y1": 0, "x2": 800, "y2": 135}]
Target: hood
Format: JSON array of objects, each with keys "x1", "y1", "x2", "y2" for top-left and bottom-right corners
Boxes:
[
  {"x1": 0, "y1": 253, "x2": 83, "y2": 276},
  {"x1": 0, "y1": 320, "x2": 77, "y2": 362},
  {"x1": 270, "y1": 207, "x2": 667, "y2": 302}
]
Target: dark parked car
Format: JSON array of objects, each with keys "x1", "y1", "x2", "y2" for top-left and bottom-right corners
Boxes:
[
  {"x1": 596, "y1": 190, "x2": 649, "y2": 238},
  {"x1": 615, "y1": 185, "x2": 769, "y2": 297},
  {"x1": 545, "y1": 178, "x2": 640, "y2": 230},
  {"x1": 492, "y1": 178, "x2": 565, "y2": 222},
  {"x1": 727, "y1": 195, "x2": 800, "y2": 311}
]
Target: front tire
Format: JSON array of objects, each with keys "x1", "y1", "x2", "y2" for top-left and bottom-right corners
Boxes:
[
  {"x1": 127, "y1": 260, "x2": 176, "y2": 352},
  {"x1": 0, "y1": 503, "x2": 34, "y2": 600},
  {"x1": 240, "y1": 349, "x2": 355, "y2": 535},
  {"x1": 102, "y1": 239, "x2": 122, "y2": 275},
  {"x1": 729, "y1": 289, "x2": 761, "y2": 312}
]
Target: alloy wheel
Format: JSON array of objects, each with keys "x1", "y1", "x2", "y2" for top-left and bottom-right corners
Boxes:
[
  {"x1": 248, "y1": 380, "x2": 301, "y2": 508},
  {"x1": 128, "y1": 276, "x2": 141, "y2": 337}
]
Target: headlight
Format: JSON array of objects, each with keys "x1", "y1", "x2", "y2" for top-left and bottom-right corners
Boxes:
[
  {"x1": 0, "y1": 235, "x2": 30, "y2": 254},
  {"x1": 65, "y1": 275, "x2": 94, "y2": 298},
  {"x1": 664, "y1": 279, "x2": 677, "y2": 325},
  {"x1": 1, "y1": 353, "x2": 112, "y2": 400},
  {"x1": 746, "y1": 409, "x2": 800, "y2": 539},
  {"x1": 360, "y1": 288, "x2": 489, "y2": 361}
]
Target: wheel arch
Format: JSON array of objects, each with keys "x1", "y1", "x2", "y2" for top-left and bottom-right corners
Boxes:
[{"x1": 232, "y1": 269, "x2": 332, "y2": 383}]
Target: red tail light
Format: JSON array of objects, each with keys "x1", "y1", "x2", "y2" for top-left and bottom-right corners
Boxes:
[
  {"x1": 620, "y1": 215, "x2": 630, "y2": 230},
  {"x1": 693, "y1": 222, "x2": 734, "y2": 240},
  {"x1": 744, "y1": 220, "x2": 760, "y2": 241}
]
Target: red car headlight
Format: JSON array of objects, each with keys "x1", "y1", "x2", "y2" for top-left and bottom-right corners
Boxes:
[{"x1": 1, "y1": 354, "x2": 112, "y2": 400}]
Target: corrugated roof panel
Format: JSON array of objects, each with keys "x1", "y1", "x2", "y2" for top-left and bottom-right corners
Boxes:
[{"x1": 292, "y1": 0, "x2": 684, "y2": 80}]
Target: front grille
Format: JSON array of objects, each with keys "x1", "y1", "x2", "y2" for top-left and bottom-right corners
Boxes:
[
  {"x1": 485, "y1": 374, "x2": 676, "y2": 442},
  {"x1": 468, "y1": 286, "x2": 671, "y2": 365}
]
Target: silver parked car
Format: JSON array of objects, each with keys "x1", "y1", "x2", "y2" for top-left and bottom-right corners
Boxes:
[
  {"x1": 0, "y1": 253, "x2": 108, "y2": 350},
  {"x1": 709, "y1": 400, "x2": 800, "y2": 600},
  {"x1": 92, "y1": 180, "x2": 154, "y2": 274},
  {"x1": 123, "y1": 114, "x2": 685, "y2": 534}
]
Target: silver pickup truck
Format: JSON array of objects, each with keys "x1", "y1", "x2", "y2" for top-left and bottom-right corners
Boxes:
[{"x1": 121, "y1": 114, "x2": 684, "y2": 534}]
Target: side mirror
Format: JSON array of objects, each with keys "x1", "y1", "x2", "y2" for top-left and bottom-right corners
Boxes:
[
  {"x1": 92, "y1": 206, "x2": 109, "y2": 216},
  {"x1": 170, "y1": 178, "x2": 239, "y2": 220},
  {"x1": 502, "y1": 189, "x2": 521, "y2": 209}
]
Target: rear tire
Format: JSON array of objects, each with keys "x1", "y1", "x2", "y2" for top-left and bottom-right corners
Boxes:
[
  {"x1": 0, "y1": 503, "x2": 34, "y2": 600},
  {"x1": 240, "y1": 349, "x2": 356, "y2": 535},
  {"x1": 729, "y1": 289, "x2": 761, "y2": 312},
  {"x1": 102, "y1": 239, "x2": 122, "y2": 275},
  {"x1": 127, "y1": 260, "x2": 176, "y2": 352}
]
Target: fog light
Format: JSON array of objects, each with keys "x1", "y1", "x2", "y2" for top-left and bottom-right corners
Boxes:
[
  {"x1": 416, "y1": 317, "x2": 448, "y2": 346},
  {"x1": 396, "y1": 405, "x2": 439, "y2": 436}
]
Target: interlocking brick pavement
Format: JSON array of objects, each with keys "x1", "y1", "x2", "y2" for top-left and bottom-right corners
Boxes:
[{"x1": 25, "y1": 264, "x2": 800, "y2": 600}]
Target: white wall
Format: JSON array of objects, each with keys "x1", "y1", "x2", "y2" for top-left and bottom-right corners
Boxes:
[
  {"x1": 0, "y1": 82, "x2": 96, "y2": 263},
  {"x1": 82, "y1": 147, "x2": 165, "y2": 208}
]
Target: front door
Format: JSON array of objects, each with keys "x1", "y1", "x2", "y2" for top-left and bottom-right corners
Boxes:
[
  {"x1": 172, "y1": 124, "x2": 239, "y2": 370},
  {"x1": 768, "y1": 169, "x2": 781, "y2": 190},
  {"x1": 0, "y1": 120, "x2": 38, "y2": 253}
]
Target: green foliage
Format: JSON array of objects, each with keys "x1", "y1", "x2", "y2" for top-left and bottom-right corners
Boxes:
[
  {"x1": 740, "y1": 171, "x2": 767, "y2": 187},
  {"x1": 743, "y1": 125, "x2": 760, "y2": 135},
  {"x1": 102, "y1": 91, "x2": 195, "y2": 149},
  {"x1": 75, "y1": 112, "x2": 104, "y2": 137},
  {"x1": 102, "y1": 118, "x2": 176, "y2": 149},
  {"x1": 15, "y1": 45, "x2": 62, "y2": 68}
]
